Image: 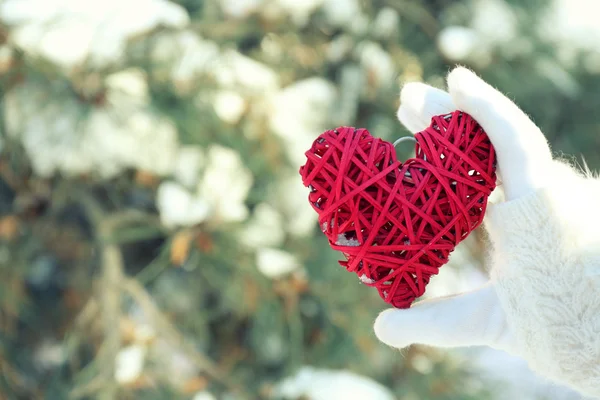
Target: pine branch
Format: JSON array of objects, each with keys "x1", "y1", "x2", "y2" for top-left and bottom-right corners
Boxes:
[
  {"x1": 122, "y1": 277, "x2": 249, "y2": 399},
  {"x1": 383, "y1": 0, "x2": 439, "y2": 38},
  {"x1": 65, "y1": 189, "x2": 249, "y2": 398},
  {"x1": 66, "y1": 192, "x2": 126, "y2": 400}
]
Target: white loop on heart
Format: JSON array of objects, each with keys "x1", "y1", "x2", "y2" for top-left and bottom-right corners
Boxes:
[{"x1": 393, "y1": 136, "x2": 417, "y2": 148}]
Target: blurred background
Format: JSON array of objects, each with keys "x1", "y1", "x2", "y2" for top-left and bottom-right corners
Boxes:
[{"x1": 0, "y1": 0, "x2": 598, "y2": 399}]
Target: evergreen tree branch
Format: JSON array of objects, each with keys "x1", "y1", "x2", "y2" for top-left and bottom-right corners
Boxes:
[
  {"x1": 383, "y1": 0, "x2": 439, "y2": 38},
  {"x1": 122, "y1": 277, "x2": 249, "y2": 399},
  {"x1": 65, "y1": 189, "x2": 248, "y2": 398}
]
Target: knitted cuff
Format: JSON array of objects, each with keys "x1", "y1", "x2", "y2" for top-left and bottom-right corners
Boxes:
[
  {"x1": 485, "y1": 187, "x2": 558, "y2": 245},
  {"x1": 484, "y1": 160, "x2": 583, "y2": 251}
]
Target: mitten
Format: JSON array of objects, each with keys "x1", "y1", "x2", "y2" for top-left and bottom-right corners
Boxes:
[{"x1": 374, "y1": 67, "x2": 600, "y2": 398}]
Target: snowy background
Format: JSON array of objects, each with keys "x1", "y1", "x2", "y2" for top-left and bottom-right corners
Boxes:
[{"x1": 0, "y1": 0, "x2": 599, "y2": 399}]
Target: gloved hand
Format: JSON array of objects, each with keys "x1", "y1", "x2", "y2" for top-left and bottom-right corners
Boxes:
[{"x1": 374, "y1": 67, "x2": 600, "y2": 398}]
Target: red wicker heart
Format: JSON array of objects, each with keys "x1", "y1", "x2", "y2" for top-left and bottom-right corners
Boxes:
[{"x1": 299, "y1": 111, "x2": 497, "y2": 308}]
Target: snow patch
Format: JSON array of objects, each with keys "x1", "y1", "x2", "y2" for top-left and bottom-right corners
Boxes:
[
  {"x1": 335, "y1": 233, "x2": 360, "y2": 247},
  {"x1": 274, "y1": 366, "x2": 395, "y2": 400}
]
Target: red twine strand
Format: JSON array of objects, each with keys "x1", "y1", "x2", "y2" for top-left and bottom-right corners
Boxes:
[{"x1": 299, "y1": 111, "x2": 497, "y2": 308}]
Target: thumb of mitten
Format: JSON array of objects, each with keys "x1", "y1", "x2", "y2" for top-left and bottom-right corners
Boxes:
[{"x1": 374, "y1": 283, "x2": 516, "y2": 353}]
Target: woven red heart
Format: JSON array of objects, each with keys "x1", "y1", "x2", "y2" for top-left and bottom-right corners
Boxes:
[{"x1": 299, "y1": 111, "x2": 497, "y2": 308}]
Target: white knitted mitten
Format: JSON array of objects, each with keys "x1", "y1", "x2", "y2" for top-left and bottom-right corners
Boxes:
[{"x1": 374, "y1": 67, "x2": 600, "y2": 398}]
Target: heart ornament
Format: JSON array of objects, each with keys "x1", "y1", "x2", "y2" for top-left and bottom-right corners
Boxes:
[{"x1": 299, "y1": 111, "x2": 497, "y2": 308}]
